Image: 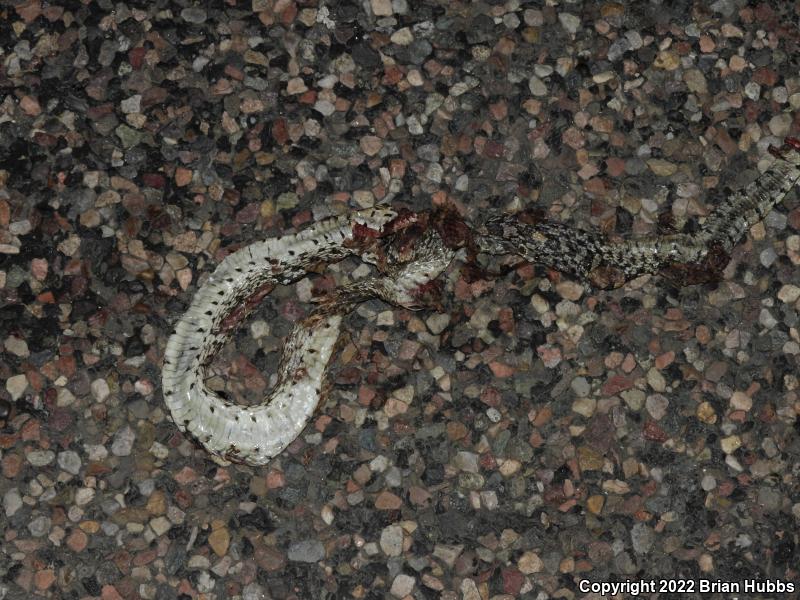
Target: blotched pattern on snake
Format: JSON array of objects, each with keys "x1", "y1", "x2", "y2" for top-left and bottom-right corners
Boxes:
[{"x1": 162, "y1": 138, "x2": 800, "y2": 466}]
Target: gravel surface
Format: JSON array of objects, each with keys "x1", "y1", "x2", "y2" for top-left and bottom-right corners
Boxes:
[{"x1": 1, "y1": 1, "x2": 799, "y2": 599}]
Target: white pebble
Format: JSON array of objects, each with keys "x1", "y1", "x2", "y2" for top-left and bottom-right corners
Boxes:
[{"x1": 5, "y1": 374, "x2": 27, "y2": 400}]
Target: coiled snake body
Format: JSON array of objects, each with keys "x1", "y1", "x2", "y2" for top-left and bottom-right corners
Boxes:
[{"x1": 162, "y1": 139, "x2": 800, "y2": 466}]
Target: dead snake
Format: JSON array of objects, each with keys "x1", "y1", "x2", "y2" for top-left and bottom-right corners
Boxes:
[{"x1": 162, "y1": 138, "x2": 800, "y2": 466}]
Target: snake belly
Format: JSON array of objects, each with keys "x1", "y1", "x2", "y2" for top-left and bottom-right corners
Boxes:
[{"x1": 162, "y1": 208, "x2": 398, "y2": 465}]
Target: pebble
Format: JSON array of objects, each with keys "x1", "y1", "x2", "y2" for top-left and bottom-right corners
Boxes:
[
  {"x1": 684, "y1": 69, "x2": 707, "y2": 94},
  {"x1": 558, "y1": 12, "x2": 581, "y2": 35},
  {"x1": 27, "y1": 450, "x2": 55, "y2": 466},
  {"x1": 453, "y1": 451, "x2": 479, "y2": 473},
  {"x1": 631, "y1": 523, "x2": 655, "y2": 554},
  {"x1": 757, "y1": 487, "x2": 782, "y2": 512},
  {"x1": 375, "y1": 490, "x2": 403, "y2": 509},
  {"x1": 208, "y1": 521, "x2": 230, "y2": 556},
  {"x1": 286, "y1": 77, "x2": 307, "y2": 95},
  {"x1": 711, "y1": 0, "x2": 735, "y2": 16},
  {"x1": 760, "y1": 247, "x2": 777, "y2": 268},
  {"x1": 425, "y1": 163, "x2": 443, "y2": 183},
  {"x1": 360, "y1": 135, "x2": 383, "y2": 156},
  {"x1": 645, "y1": 394, "x2": 669, "y2": 420},
  {"x1": 57, "y1": 450, "x2": 82, "y2": 475},
  {"x1": 406, "y1": 69, "x2": 424, "y2": 86},
  {"x1": 196, "y1": 572, "x2": 215, "y2": 593},
  {"x1": 150, "y1": 516, "x2": 171, "y2": 536},
  {"x1": 391, "y1": 574, "x2": 415, "y2": 597},
  {"x1": 777, "y1": 284, "x2": 800, "y2": 304},
  {"x1": 34, "y1": 570, "x2": 56, "y2": 591},
  {"x1": 720, "y1": 435, "x2": 741, "y2": 454},
  {"x1": 486, "y1": 407, "x2": 501, "y2": 423},
  {"x1": 288, "y1": 540, "x2": 325, "y2": 563},
  {"x1": 406, "y1": 115, "x2": 423, "y2": 135},
  {"x1": 404, "y1": 39, "x2": 432, "y2": 64},
  {"x1": 654, "y1": 50, "x2": 680, "y2": 70},
  {"x1": 391, "y1": 27, "x2": 413, "y2": 45},
  {"x1": 458, "y1": 579, "x2": 481, "y2": 600},
  {"x1": 626, "y1": 30, "x2": 643, "y2": 49},
  {"x1": 729, "y1": 391, "x2": 752, "y2": 411},
  {"x1": 607, "y1": 37, "x2": 631, "y2": 62},
  {"x1": 380, "y1": 524, "x2": 404, "y2": 556},
  {"x1": 528, "y1": 76, "x2": 548, "y2": 96},
  {"x1": 181, "y1": 7, "x2": 207, "y2": 23},
  {"x1": 578, "y1": 446, "x2": 604, "y2": 471},
  {"x1": 189, "y1": 555, "x2": 211, "y2": 570},
  {"x1": 371, "y1": 0, "x2": 393, "y2": 16},
  {"x1": 556, "y1": 281, "x2": 584, "y2": 300},
  {"x1": 4, "y1": 335, "x2": 29, "y2": 356},
  {"x1": 433, "y1": 544, "x2": 462, "y2": 568},
  {"x1": 66, "y1": 529, "x2": 88, "y2": 552},
  {"x1": 647, "y1": 159, "x2": 678, "y2": 177},
  {"x1": 111, "y1": 426, "x2": 136, "y2": 456},
  {"x1": 646, "y1": 368, "x2": 666, "y2": 392},
  {"x1": 744, "y1": 81, "x2": 761, "y2": 100},
  {"x1": 571, "y1": 397, "x2": 596, "y2": 418},
  {"x1": 243, "y1": 583, "x2": 267, "y2": 600},
  {"x1": 524, "y1": 9, "x2": 543, "y2": 26},
  {"x1": 587, "y1": 495, "x2": 605, "y2": 515},
  {"x1": 570, "y1": 376, "x2": 590, "y2": 397},
  {"x1": 146, "y1": 490, "x2": 166, "y2": 515},
  {"x1": 120, "y1": 95, "x2": 141, "y2": 114},
  {"x1": 321, "y1": 505, "x2": 335, "y2": 525},
  {"x1": 6, "y1": 373, "x2": 28, "y2": 400},
  {"x1": 417, "y1": 143, "x2": 439, "y2": 162},
  {"x1": 174, "y1": 167, "x2": 193, "y2": 187},
  {"x1": 75, "y1": 488, "x2": 95, "y2": 506},
  {"x1": 3, "y1": 488, "x2": 22, "y2": 517},
  {"x1": 20, "y1": 95, "x2": 42, "y2": 116},
  {"x1": 518, "y1": 551, "x2": 543, "y2": 574},
  {"x1": 115, "y1": 124, "x2": 143, "y2": 148},
  {"x1": 28, "y1": 515, "x2": 52, "y2": 537},
  {"x1": 313, "y1": 100, "x2": 335, "y2": 116},
  {"x1": 426, "y1": 313, "x2": 450, "y2": 334},
  {"x1": 700, "y1": 475, "x2": 717, "y2": 491},
  {"x1": 603, "y1": 480, "x2": 631, "y2": 494},
  {"x1": 768, "y1": 114, "x2": 792, "y2": 137}
]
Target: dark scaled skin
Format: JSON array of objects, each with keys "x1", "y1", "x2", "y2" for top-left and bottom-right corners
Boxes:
[{"x1": 163, "y1": 138, "x2": 800, "y2": 465}]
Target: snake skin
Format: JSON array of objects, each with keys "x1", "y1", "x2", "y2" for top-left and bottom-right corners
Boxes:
[
  {"x1": 477, "y1": 143, "x2": 800, "y2": 288},
  {"x1": 163, "y1": 139, "x2": 800, "y2": 465}
]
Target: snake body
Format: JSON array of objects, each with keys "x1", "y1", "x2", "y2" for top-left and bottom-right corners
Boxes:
[
  {"x1": 479, "y1": 146, "x2": 800, "y2": 288},
  {"x1": 162, "y1": 207, "x2": 458, "y2": 464},
  {"x1": 162, "y1": 139, "x2": 800, "y2": 466}
]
